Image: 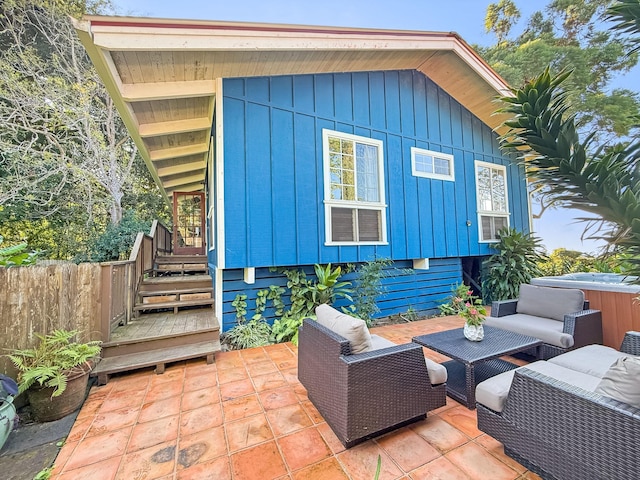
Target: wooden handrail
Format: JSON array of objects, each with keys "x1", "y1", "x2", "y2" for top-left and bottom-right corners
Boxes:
[{"x1": 101, "y1": 219, "x2": 173, "y2": 341}]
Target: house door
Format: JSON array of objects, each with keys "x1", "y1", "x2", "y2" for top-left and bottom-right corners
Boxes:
[{"x1": 173, "y1": 192, "x2": 206, "y2": 255}]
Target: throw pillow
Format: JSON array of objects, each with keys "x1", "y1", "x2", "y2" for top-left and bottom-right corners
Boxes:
[
  {"x1": 595, "y1": 356, "x2": 640, "y2": 408},
  {"x1": 315, "y1": 304, "x2": 372, "y2": 354}
]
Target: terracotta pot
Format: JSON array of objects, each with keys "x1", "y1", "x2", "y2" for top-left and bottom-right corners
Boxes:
[
  {"x1": 27, "y1": 363, "x2": 91, "y2": 423},
  {"x1": 0, "y1": 397, "x2": 17, "y2": 449}
]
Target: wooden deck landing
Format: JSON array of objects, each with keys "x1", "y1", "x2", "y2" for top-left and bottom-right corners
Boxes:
[
  {"x1": 95, "y1": 310, "x2": 221, "y2": 384},
  {"x1": 110, "y1": 309, "x2": 215, "y2": 343}
]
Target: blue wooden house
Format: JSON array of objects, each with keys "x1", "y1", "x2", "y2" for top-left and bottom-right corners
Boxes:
[{"x1": 76, "y1": 16, "x2": 530, "y2": 332}]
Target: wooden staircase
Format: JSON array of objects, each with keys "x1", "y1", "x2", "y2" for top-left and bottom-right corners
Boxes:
[{"x1": 93, "y1": 254, "x2": 220, "y2": 384}]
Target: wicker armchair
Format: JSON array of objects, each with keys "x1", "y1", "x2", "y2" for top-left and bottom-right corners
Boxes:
[
  {"x1": 487, "y1": 284, "x2": 602, "y2": 359},
  {"x1": 477, "y1": 331, "x2": 640, "y2": 480},
  {"x1": 298, "y1": 318, "x2": 446, "y2": 448}
]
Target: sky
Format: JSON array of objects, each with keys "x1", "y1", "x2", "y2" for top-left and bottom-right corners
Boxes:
[{"x1": 112, "y1": 0, "x2": 638, "y2": 254}]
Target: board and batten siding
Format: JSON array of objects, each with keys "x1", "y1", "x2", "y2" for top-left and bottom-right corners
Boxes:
[
  {"x1": 219, "y1": 258, "x2": 461, "y2": 331},
  {"x1": 222, "y1": 70, "x2": 529, "y2": 269}
]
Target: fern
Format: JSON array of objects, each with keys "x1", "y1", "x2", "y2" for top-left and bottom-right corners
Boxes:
[{"x1": 7, "y1": 329, "x2": 101, "y2": 397}]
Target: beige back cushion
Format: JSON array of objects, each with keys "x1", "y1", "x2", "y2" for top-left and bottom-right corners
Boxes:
[
  {"x1": 516, "y1": 284, "x2": 585, "y2": 321},
  {"x1": 595, "y1": 356, "x2": 640, "y2": 408},
  {"x1": 315, "y1": 304, "x2": 372, "y2": 354}
]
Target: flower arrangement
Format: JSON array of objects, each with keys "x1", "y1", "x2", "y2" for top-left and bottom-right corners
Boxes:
[
  {"x1": 440, "y1": 283, "x2": 487, "y2": 324},
  {"x1": 459, "y1": 300, "x2": 487, "y2": 327}
]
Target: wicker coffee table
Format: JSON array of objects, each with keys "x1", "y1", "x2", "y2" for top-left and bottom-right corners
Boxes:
[{"x1": 412, "y1": 327, "x2": 542, "y2": 409}]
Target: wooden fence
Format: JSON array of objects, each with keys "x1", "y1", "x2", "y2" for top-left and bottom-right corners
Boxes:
[
  {"x1": 0, "y1": 220, "x2": 172, "y2": 377},
  {"x1": 0, "y1": 263, "x2": 104, "y2": 376}
]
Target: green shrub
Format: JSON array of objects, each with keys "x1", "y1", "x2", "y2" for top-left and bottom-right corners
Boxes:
[
  {"x1": 482, "y1": 228, "x2": 545, "y2": 303},
  {"x1": 85, "y1": 210, "x2": 150, "y2": 262},
  {"x1": 537, "y1": 248, "x2": 627, "y2": 276},
  {"x1": 352, "y1": 257, "x2": 393, "y2": 326},
  {"x1": 223, "y1": 318, "x2": 272, "y2": 350}
]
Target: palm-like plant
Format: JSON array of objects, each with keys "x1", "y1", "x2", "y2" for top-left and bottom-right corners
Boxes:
[
  {"x1": 607, "y1": 0, "x2": 640, "y2": 54},
  {"x1": 497, "y1": 65, "x2": 640, "y2": 280}
]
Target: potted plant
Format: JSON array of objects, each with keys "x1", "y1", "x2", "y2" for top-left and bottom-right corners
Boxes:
[
  {"x1": 7, "y1": 330, "x2": 101, "y2": 422},
  {"x1": 0, "y1": 373, "x2": 18, "y2": 450},
  {"x1": 460, "y1": 295, "x2": 487, "y2": 342}
]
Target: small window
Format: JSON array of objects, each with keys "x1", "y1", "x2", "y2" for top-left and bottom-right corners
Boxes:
[
  {"x1": 411, "y1": 147, "x2": 455, "y2": 181},
  {"x1": 475, "y1": 161, "x2": 509, "y2": 242},
  {"x1": 323, "y1": 129, "x2": 387, "y2": 245}
]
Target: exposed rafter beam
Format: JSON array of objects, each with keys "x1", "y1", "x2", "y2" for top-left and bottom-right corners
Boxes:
[
  {"x1": 121, "y1": 80, "x2": 216, "y2": 102},
  {"x1": 149, "y1": 144, "x2": 209, "y2": 162},
  {"x1": 157, "y1": 161, "x2": 206, "y2": 178},
  {"x1": 166, "y1": 182, "x2": 205, "y2": 194},
  {"x1": 162, "y1": 174, "x2": 205, "y2": 189},
  {"x1": 139, "y1": 117, "x2": 211, "y2": 138}
]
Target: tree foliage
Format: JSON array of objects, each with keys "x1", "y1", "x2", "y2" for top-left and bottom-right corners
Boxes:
[
  {"x1": 497, "y1": 62, "x2": 640, "y2": 278},
  {"x1": 0, "y1": 0, "x2": 169, "y2": 259},
  {"x1": 480, "y1": 0, "x2": 640, "y2": 142}
]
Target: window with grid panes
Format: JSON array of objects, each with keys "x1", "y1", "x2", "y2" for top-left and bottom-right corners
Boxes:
[
  {"x1": 411, "y1": 147, "x2": 455, "y2": 181},
  {"x1": 475, "y1": 161, "x2": 509, "y2": 242},
  {"x1": 323, "y1": 129, "x2": 387, "y2": 244}
]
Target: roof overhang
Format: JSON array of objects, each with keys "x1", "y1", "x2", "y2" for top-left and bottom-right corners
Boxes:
[{"x1": 74, "y1": 16, "x2": 512, "y2": 199}]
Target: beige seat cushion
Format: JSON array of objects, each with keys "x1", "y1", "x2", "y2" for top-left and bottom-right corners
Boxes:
[
  {"x1": 367, "y1": 335, "x2": 447, "y2": 385},
  {"x1": 484, "y1": 313, "x2": 574, "y2": 348},
  {"x1": 424, "y1": 358, "x2": 447, "y2": 385},
  {"x1": 476, "y1": 361, "x2": 601, "y2": 413},
  {"x1": 516, "y1": 284, "x2": 584, "y2": 321},
  {"x1": 315, "y1": 304, "x2": 372, "y2": 354},
  {"x1": 595, "y1": 356, "x2": 640, "y2": 408},
  {"x1": 549, "y1": 345, "x2": 628, "y2": 378},
  {"x1": 368, "y1": 334, "x2": 396, "y2": 351}
]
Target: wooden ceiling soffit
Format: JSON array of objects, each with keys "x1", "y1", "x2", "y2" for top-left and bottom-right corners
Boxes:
[{"x1": 417, "y1": 51, "x2": 510, "y2": 131}]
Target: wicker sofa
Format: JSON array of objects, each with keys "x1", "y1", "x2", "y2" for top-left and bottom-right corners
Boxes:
[
  {"x1": 298, "y1": 305, "x2": 447, "y2": 448},
  {"x1": 476, "y1": 331, "x2": 640, "y2": 480},
  {"x1": 485, "y1": 284, "x2": 603, "y2": 359}
]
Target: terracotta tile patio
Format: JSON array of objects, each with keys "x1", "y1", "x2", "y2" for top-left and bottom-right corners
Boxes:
[{"x1": 51, "y1": 316, "x2": 541, "y2": 480}]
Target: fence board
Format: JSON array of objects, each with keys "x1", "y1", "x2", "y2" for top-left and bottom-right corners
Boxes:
[{"x1": 0, "y1": 264, "x2": 105, "y2": 376}]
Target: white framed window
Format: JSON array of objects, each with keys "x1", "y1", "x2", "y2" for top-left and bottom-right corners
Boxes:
[
  {"x1": 475, "y1": 160, "x2": 510, "y2": 242},
  {"x1": 411, "y1": 147, "x2": 455, "y2": 181},
  {"x1": 323, "y1": 129, "x2": 387, "y2": 245}
]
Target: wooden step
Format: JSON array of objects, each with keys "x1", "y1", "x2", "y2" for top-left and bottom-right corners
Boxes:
[
  {"x1": 139, "y1": 287, "x2": 214, "y2": 298},
  {"x1": 103, "y1": 327, "x2": 219, "y2": 357},
  {"x1": 156, "y1": 255, "x2": 207, "y2": 264},
  {"x1": 134, "y1": 297, "x2": 214, "y2": 314},
  {"x1": 92, "y1": 340, "x2": 221, "y2": 385},
  {"x1": 138, "y1": 274, "x2": 212, "y2": 293},
  {"x1": 155, "y1": 264, "x2": 207, "y2": 273}
]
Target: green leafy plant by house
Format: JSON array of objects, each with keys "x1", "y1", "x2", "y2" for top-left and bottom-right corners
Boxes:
[
  {"x1": 0, "y1": 235, "x2": 41, "y2": 267},
  {"x1": 352, "y1": 257, "x2": 393, "y2": 326},
  {"x1": 223, "y1": 316, "x2": 272, "y2": 350},
  {"x1": 226, "y1": 264, "x2": 353, "y2": 348},
  {"x1": 271, "y1": 263, "x2": 353, "y2": 344},
  {"x1": 7, "y1": 329, "x2": 101, "y2": 396},
  {"x1": 224, "y1": 287, "x2": 285, "y2": 350},
  {"x1": 482, "y1": 228, "x2": 545, "y2": 303}
]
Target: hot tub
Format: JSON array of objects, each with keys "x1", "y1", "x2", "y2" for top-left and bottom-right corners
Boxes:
[{"x1": 531, "y1": 274, "x2": 640, "y2": 348}]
